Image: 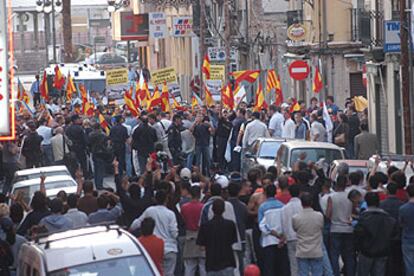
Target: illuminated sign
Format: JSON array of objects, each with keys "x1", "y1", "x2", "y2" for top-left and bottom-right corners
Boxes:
[{"x1": 0, "y1": 0, "x2": 15, "y2": 140}]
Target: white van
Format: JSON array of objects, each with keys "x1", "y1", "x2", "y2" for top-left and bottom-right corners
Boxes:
[{"x1": 17, "y1": 225, "x2": 160, "y2": 276}]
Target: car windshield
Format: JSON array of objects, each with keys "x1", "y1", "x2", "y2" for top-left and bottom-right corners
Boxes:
[
  {"x1": 14, "y1": 170, "x2": 70, "y2": 183},
  {"x1": 290, "y1": 148, "x2": 343, "y2": 166},
  {"x1": 259, "y1": 142, "x2": 282, "y2": 159},
  {"x1": 13, "y1": 180, "x2": 76, "y2": 205},
  {"x1": 48, "y1": 256, "x2": 155, "y2": 276},
  {"x1": 349, "y1": 166, "x2": 369, "y2": 175}
]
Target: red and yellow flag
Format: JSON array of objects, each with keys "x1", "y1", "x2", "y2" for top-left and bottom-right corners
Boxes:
[
  {"x1": 84, "y1": 100, "x2": 94, "y2": 116},
  {"x1": 53, "y1": 65, "x2": 65, "y2": 90},
  {"x1": 66, "y1": 73, "x2": 77, "y2": 102},
  {"x1": 204, "y1": 85, "x2": 214, "y2": 107},
  {"x1": 148, "y1": 87, "x2": 161, "y2": 111},
  {"x1": 230, "y1": 70, "x2": 260, "y2": 84},
  {"x1": 138, "y1": 79, "x2": 151, "y2": 108},
  {"x1": 98, "y1": 112, "x2": 110, "y2": 135},
  {"x1": 202, "y1": 54, "x2": 211, "y2": 79},
  {"x1": 124, "y1": 90, "x2": 140, "y2": 117},
  {"x1": 313, "y1": 66, "x2": 323, "y2": 93},
  {"x1": 254, "y1": 83, "x2": 268, "y2": 112},
  {"x1": 266, "y1": 69, "x2": 282, "y2": 94},
  {"x1": 161, "y1": 83, "x2": 171, "y2": 112},
  {"x1": 221, "y1": 83, "x2": 234, "y2": 110},
  {"x1": 172, "y1": 97, "x2": 185, "y2": 111},
  {"x1": 289, "y1": 98, "x2": 301, "y2": 113},
  {"x1": 192, "y1": 95, "x2": 199, "y2": 111},
  {"x1": 40, "y1": 70, "x2": 49, "y2": 101},
  {"x1": 17, "y1": 79, "x2": 30, "y2": 104}
]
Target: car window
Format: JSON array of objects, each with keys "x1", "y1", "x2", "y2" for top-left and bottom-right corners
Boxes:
[
  {"x1": 48, "y1": 256, "x2": 155, "y2": 276},
  {"x1": 290, "y1": 148, "x2": 343, "y2": 167},
  {"x1": 259, "y1": 142, "x2": 282, "y2": 159}
]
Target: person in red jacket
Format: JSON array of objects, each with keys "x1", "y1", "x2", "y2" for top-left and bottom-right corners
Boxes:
[{"x1": 138, "y1": 217, "x2": 165, "y2": 275}]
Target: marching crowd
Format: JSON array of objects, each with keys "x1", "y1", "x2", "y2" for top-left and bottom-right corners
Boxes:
[{"x1": 0, "y1": 85, "x2": 413, "y2": 276}]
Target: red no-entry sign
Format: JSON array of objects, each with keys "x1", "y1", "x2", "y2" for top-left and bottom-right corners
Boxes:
[{"x1": 289, "y1": 60, "x2": 310, "y2": 80}]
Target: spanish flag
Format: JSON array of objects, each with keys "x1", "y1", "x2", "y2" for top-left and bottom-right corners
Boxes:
[
  {"x1": 40, "y1": 70, "x2": 49, "y2": 101},
  {"x1": 205, "y1": 85, "x2": 214, "y2": 107},
  {"x1": 230, "y1": 70, "x2": 260, "y2": 84},
  {"x1": 192, "y1": 95, "x2": 199, "y2": 111},
  {"x1": 98, "y1": 112, "x2": 110, "y2": 135},
  {"x1": 161, "y1": 83, "x2": 170, "y2": 112},
  {"x1": 53, "y1": 65, "x2": 66, "y2": 90},
  {"x1": 172, "y1": 97, "x2": 185, "y2": 111},
  {"x1": 202, "y1": 54, "x2": 211, "y2": 79},
  {"x1": 66, "y1": 73, "x2": 77, "y2": 102},
  {"x1": 221, "y1": 83, "x2": 234, "y2": 110},
  {"x1": 124, "y1": 90, "x2": 140, "y2": 117},
  {"x1": 84, "y1": 91, "x2": 95, "y2": 116},
  {"x1": 254, "y1": 83, "x2": 268, "y2": 111},
  {"x1": 289, "y1": 98, "x2": 301, "y2": 113},
  {"x1": 313, "y1": 66, "x2": 323, "y2": 93},
  {"x1": 148, "y1": 86, "x2": 161, "y2": 111},
  {"x1": 17, "y1": 78, "x2": 30, "y2": 104}
]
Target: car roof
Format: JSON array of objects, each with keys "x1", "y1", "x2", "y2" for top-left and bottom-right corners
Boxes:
[
  {"x1": 281, "y1": 140, "x2": 343, "y2": 150},
  {"x1": 256, "y1": 137, "x2": 288, "y2": 143},
  {"x1": 32, "y1": 226, "x2": 143, "y2": 272},
  {"x1": 12, "y1": 175, "x2": 76, "y2": 189},
  {"x1": 332, "y1": 160, "x2": 368, "y2": 166},
  {"x1": 15, "y1": 166, "x2": 69, "y2": 177}
]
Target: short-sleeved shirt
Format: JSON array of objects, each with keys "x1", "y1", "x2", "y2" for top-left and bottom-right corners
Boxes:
[
  {"x1": 193, "y1": 123, "x2": 211, "y2": 147},
  {"x1": 310, "y1": 121, "x2": 326, "y2": 142},
  {"x1": 181, "y1": 201, "x2": 204, "y2": 231},
  {"x1": 139, "y1": 235, "x2": 164, "y2": 275}
]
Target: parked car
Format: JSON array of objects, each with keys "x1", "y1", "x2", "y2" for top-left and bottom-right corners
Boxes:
[
  {"x1": 10, "y1": 175, "x2": 77, "y2": 205},
  {"x1": 329, "y1": 160, "x2": 369, "y2": 181},
  {"x1": 242, "y1": 138, "x2": 286, "y2": 177},
  {"x1": 85, "y1": 52, "x2": 128, "y2": 69},
  {"x1": 368, "y1": 154, "x2": 414, "y2": 184},
  {"x1": 11, "y1": 166, "x2": 71, "y2": 187},
  {"x1": 277, "y1": 141, "x2": 346, "y2": 172},
  {"x1": 17, "y1": 225, "x2": 160, "y2": 276}
]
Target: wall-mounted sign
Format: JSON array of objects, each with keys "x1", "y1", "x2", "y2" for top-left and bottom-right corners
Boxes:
[
  {"x1": 384, "y1": 21, "x2": 400, "y2": 53},
  {"x1": 113, "y1": 12, "x2": 149, "y2": 41},
  {"x1": 149, "y1": 12, "x2": 167, "y2": 39},
  {"x1": 287, "y1": 23, "x2": 307, "y2": 41},
  {"x1": 0, "y1": 0, "x2": 11, "y2": 138},
  {"x1": 151, "y1": 67, "x2": 177, "y2": 85},
  {"x1": 172, "y1": 17, "x2": 193, "y2": 37}
]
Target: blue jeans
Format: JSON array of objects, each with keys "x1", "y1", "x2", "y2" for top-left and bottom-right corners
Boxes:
[
  {"x1": 93, "y1": 156, "x2": 106, "y2": 190},
  {"x1": 329, "y1": 233, "x2": 355, "y2": 276},
  {"x1": 402, "y1": 239, "x2": 414, "y2": 275},
  {"x1": 184, "y1": 152, "x2": 194, "y2": 169},
  {"x1": 298, "y1": 257, "x2": 323, "y2": 276},
  {"x1": 42, "y1": 144, "x2": 54, "y2": 166},
  {"x1": 125, "y1": 148, "x2": 132, "y2": 177},
  {"x1": 195, "y1": 145, "x2": 210, "y2": 176},
  {"x1": 357, "y1": 254, "x2": 386, "y2": 276}
]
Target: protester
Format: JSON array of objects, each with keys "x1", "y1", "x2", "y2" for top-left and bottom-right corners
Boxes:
[
  {"x1": 50, "y1": 127, "x2": 69, "y2": 165},
  {"x1": 36, "y1": 118, "x2": 54, "y2": 166},
  {"x1": 39, "y1": 198, "x2": 74, "y2": 232},
  {"x1": 399, "y1": 184, "x2": 414, "y2": 275},
  {"x1": 354, "y1": 122, "x2": 378, "y2": 160}
]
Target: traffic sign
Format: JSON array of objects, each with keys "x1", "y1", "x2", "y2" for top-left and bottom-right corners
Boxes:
[{"x1": 289, "y1": 60, "x2": 310, "y2": 80}]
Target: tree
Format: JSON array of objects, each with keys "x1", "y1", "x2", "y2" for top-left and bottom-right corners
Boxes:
[{"x1": 62, "y1": 0, "x2": 73, "y2": 62}]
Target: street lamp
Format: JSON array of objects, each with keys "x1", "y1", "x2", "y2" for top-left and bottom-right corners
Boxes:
[
  {"x1": 107, "y1": 0, "x2": 130, "y2": 12},
  {"x1": 36, "y1": 0, "x2": 62, "y2": 64}
]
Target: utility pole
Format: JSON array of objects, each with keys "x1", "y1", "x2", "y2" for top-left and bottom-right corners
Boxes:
[
  {"x1": 400, "y1": 0, "x2": 413, "y2": 154},
  {"x1": 62, "y1": 0, "x2": 73, "y2": 62},
  {"x1": 199, "y1": 0, "x2": 205, "y2": 98},
  {"x1": 224, "y1": 0, "x2": 230, "y2": 84}
]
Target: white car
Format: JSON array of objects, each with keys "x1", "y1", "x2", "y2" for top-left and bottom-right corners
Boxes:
[
  {"x1": 12, "y1": 166, "x2": 71, "y2": 187},
  {"x1": 11, "y1": 175, "x2": 78, "y2": 205},
  {"x1": 277, "y1": 140, "x2": 346, "y2": 172},
  {"x1": 17, "y1": 225, "x2": 160, "y2": 276}
]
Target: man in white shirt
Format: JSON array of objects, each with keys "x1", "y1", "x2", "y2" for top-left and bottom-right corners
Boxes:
[
  {"x1": 50, "y1": 127, "x2": 69, "y2": 165},
  {"x1": 310, "y1": 113, "x2": 327, "y2": 142},
  {"x1": 37, "y1": 118, "x2": 54, "y2": 166},
  {"x1": 242, "y1": 112, "x2": 270, "y2": 149},
  {"x1": 268, "y1": 105, "x2": 284, "y2": 138},
  {"x1": 281, "y1": 185, "x2": 303, "y2": 276},
  {"x1": 281, "y1": 110, "x2": 296, "y2": 139},
  {"x1": 130, "y1": 190, "x2": 178, "y2": 276}
]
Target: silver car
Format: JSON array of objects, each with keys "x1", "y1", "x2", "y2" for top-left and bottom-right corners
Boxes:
[{"x1": 242, "y1": 137, "x2": 286, "y2": 177}]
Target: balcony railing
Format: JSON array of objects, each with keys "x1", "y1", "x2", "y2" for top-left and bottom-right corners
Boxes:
[{"x1": 351, "y1": 8, "x2": 383, "y2": 47}]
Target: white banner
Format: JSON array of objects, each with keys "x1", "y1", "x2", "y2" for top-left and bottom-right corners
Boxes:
[
  {"x1": 149, "y1": 12, "x2": 167, "y2": 39},
  {"x1": 0, "y1": 0, "x2": 10, "y2": 136}
]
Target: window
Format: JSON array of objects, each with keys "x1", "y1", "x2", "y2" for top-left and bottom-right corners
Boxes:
[
  {"x1": 48, "y1": 256, "x2": 155, "y2": 276},
  {"x1": 259, "y1": 142, "x2": 282, "y2": 159},
  {"x1": 290, "y1": 148, "x2": 343, "y2": 167}
]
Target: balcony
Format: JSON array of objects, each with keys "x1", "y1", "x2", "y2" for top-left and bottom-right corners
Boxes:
[{"x1": 351, "y1": 8, "x2": 383, "y2": 47}]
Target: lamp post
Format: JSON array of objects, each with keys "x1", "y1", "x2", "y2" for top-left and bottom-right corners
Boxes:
[{"x1": 36, "y1": 0, "x2": 63, "y2": 64}]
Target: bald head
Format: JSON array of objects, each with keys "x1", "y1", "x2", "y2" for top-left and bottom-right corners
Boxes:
[{"x1": 54, "y1": 127, "x2": 64, "y2": 135}]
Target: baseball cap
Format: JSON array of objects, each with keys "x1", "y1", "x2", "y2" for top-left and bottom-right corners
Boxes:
[
  {"x1": 214, "y1": 174, "x2": 229, "y2": 189},
  {"x1": 180, "y1": 168, "x2": 192, "y2": 180}
]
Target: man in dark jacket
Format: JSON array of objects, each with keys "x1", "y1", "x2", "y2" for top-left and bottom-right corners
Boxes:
[
  {"x1": 168, "y1": 114, "x2": 184, "y2": 165},
  {"x1": 89, "y1": 123, "x2": 110, "y2": 190},
  {"x1": 354, "y1": 192, "x2": 398, "y2": 276},
  {"x1": 110, "y1": 115, "x2": 129, "y2": 175},
  {"x1": 65, "y1": 115, "x2": 89, "y2": 177},
  {"x1": 22, "y1": 121, "x2": 43, "y2": 169},
  {"x1": 132, "y1": 115, "x2": 157, "y2": 175}
]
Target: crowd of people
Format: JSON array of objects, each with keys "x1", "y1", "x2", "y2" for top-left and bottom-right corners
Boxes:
[{"x1": 0, "y1": 88, "x2": 412, "y2": 276}]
